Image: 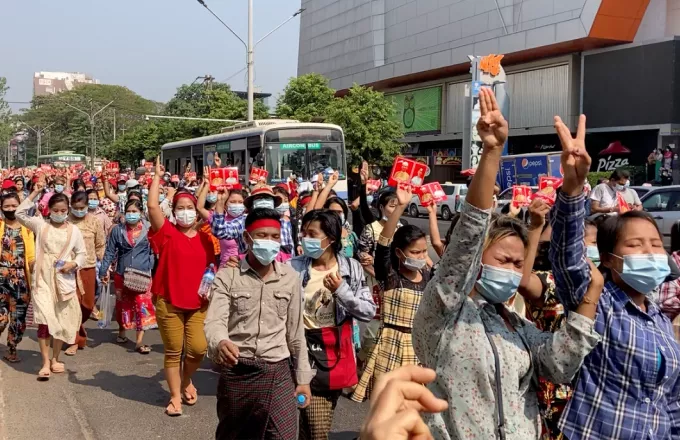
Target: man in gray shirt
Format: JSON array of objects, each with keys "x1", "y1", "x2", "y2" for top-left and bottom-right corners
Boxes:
[
  {"x1": 590, "y1": 169, "x2": 641, "y2": 214},
  {"x1": 205, "y1": 208, "x2": 313, "y2": 440}
]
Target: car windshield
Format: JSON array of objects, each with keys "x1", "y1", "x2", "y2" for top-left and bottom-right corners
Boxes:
[{"x1": 265, "y1": 142, "x2": 345, "y2": 181}]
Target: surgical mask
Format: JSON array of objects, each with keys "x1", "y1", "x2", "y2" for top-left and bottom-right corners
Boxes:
[
  {"x1": 88, "y1": 200, "x2": 100, "y2": 210},
  {"x1": 475, "y1": 264, "x2": 523, "y2": 304},
  {"x1": 615, "y1": 184, "x2": 625, "y2": 191},
  {"x1": 250, "y1": 239, "x2": 281, "y2": 266},
  {"x1": 1, "y1": 210, "x2": 16, "y2": 221},
  {"x1": 253, "y1": 198, "x2": 275, "y2": 210},
  {"x1": 118, "y1": 184, "x2": 127, "y2": 192},
  {"x1": 54, "y1": 184, "x2": 64, "y2": 193},
  {"x1": 207, "y1": 193, "x2": 218, "y2": 204},
  {"x1": 399, "y1": 250, "x2": 427, "y2": 271},
  {"x1": 587, "y1": 246, "x2": 600, "y2": 265},
  {"x1": 175, "y1": 209, "x2": 197, "y2": 227},
  {"x1": 50, "y1": 213, "x2": 68, "y2": 224},
  {"x1": 302, "y1": 237, "x2": 329, "y2": 259},
  {"x1": 614, "y1": 253, "x2": 670, "y2": 295},
  {"x1": 159, "y1": 194, "x2": 166, "y2": 203},
  {"x1": 125, "y1": 212, "x2": 141, "y2": 224},
  {"x1": 142, "y1": 188, "x2": 149, "y2": 196},
  {"x1": 276, "y1": 202, "x2": 290, "y2": 215},
  {"x1": 367, "y1": 195, "x2": 374, "y2": 204},
  {"x1": 625, "y1": 181, "x2": 630, "y2": 188},
  {"x1": 228, "y1": 203, "x2": 246, "y2": 217},
  {"x1": 71, "y1": 208, "x2": 87, "y2": 218},
  {"x1": 338, "y1": 214, "x2": 346, "y2": 225}
]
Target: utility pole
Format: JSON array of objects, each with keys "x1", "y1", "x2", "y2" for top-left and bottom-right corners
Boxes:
[
  {"x1": 247, "y1": 0, "x2": 254, "y2": 121},
  {"x1": 21, "y1": 122, "x2": 55, "y2": 166},
  {"x1": 61, "y1": 99, "x2": 114, "y2": 169},
  {"x1": 113, "y1": 108, "x2": 116, "y2": 141}
]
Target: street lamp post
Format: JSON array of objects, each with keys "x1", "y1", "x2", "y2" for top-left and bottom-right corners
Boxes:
[
  {"x1": 61, "y1": 100, "x2": 114, "y2": 169},
  {"x1": 22, "y1": 122, "x2": 56, "y2": 166},
  {"x1": 196, "y1": 0, "x2": 304, "y2": 122}
]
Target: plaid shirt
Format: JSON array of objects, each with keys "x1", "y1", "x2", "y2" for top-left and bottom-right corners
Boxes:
[
  {"x1": 550, "y1": 192, "x2": 680, "y2": 440},
  {"x1": 211, "y1": 214, "x2": 294, "y2": 255},
  {"x1": 659, "y1": 252, "x2": 680, "y2": 322}
]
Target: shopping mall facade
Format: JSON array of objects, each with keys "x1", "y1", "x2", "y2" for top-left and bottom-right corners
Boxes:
[{"x1": 298, "y1": 0, "x2": 680, "y2": 182}]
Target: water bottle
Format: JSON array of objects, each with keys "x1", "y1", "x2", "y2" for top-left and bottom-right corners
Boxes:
[
  {"x1": 296, "y1": 394, "x2": 307, "y2": 407},
  {"x1": 198, "y1": 264, "x2": 216, "y2": 300}
]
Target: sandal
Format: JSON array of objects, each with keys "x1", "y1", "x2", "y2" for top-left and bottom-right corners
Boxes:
[
  {"x1": 181, "y1": 383, "x2": 198, "y2": 406},
  {"x1": 3, "y1": 353, "x2": 20, "y2": 363},
  {"x1": 116, "y1": 336, "x2": 130, "y2": 344},
  {"x1": 64, "y1": 345, "x2": 79, "y2": 356},
  {"x1": 165, "y1": 399, "x2": 183, "y2": 417},
  {"x1": 135, "y1": 345, "x2": 151, "y2": 355},
  {"x1": 37, "y1": 366, "x2": 51, "y2": 381},
  {"x1": 50, "y1": 359, "x2": 65, "y2": 374}
]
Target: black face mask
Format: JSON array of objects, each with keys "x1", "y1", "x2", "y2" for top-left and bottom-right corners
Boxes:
[
  {"x1": 533, "y1": 241, "x2": 552, "y2": 272},
  {"x1": 2, "y1": 209, "x2": 16, "y2": 221}
]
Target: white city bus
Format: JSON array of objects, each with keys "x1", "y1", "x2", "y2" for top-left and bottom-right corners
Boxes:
[{"x1": 161, "y1": 119, "x2": 349, "y2": 199}]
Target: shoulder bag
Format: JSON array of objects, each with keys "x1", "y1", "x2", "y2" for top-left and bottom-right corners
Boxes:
[{"x1": 123, "y1": 223, "x2": 152, "y2": 293}]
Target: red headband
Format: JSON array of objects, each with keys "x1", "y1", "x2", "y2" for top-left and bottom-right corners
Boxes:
[
  {"x1": 300, "y1": 195, "x2": 312, "y2": 206},
  {"x1": 173, "y1": 192, "x2": 197, "y2": 207},
  {"x1": 246, "y1": 219, "x2": 281, "y2": 233}
]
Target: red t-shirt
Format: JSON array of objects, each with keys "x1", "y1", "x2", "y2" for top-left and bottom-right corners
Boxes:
[{"x1": 150, "y1": 220, "x2": 214, "y2": 310}]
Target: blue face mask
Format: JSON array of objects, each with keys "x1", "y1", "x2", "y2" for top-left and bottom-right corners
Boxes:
[
  {"x1": 614, "y1": 253, "x2": 670, "y2": 295},
  {"x1": 228, "y1": 203, "x2": 246, "y2": 217},
  {"x1": 587, "y1": 246, "x2": 600, "y2": 265},
  {"x1": 159, "y1": 194, "x2": 166, "y2": 203},
  {"x1": 250, "y1": 238, "x2": 281, "y2": 266},
  {"x1": 125, "y1": 212, "x2": 141, "y2": 224},
  {"x1": 50, "y1": 213, "x2": 68, "y2": 224},
  {"x1": 253, "y1": 198, "x2": 275, "y2": 210},
  {"x1": 71, "y1": 208, "x2": 87, "y2": 218},
  {"x1": 88, "y1": 200, "x2": 100, "y2": 210},
  {"x1": 276, "y1": 202, "x2": 290, "y2": 215},
  {"x1": 118, "y1": 184, "x2": 127, "y2": 192},
  {"x1": 475, "y1": 264, "x2": 523, "y2": 304},
  {"x1": 367, "y1": 195, "x2": 374, "y2": 204},
  {"x1": 302, "y1": 237, "x2": 329, "y2": 259},
  {"x1": 207, "y1": 193, "x2": 218, "y2": 204},
  {"x1": 54, "y1": 184, "x2": 64, "y2": 193}
]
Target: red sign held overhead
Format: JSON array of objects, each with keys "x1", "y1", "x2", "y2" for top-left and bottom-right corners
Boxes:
[
  {"x1": 479, "y1": 54, "x2": 504, "y2": 77},
  {"x1": 249, "y1": 166, "x2": 268, "y2": 184},
  {"x1": 417, "y1": 182, "x2": 447, "y2": 207},
  {"x1": 533, "y1": 176, "x2": 563, "y2": 206},
  {"x1": 512, "y1": 185, "x2": 532, "y2": 208},
  {"x1": 105, "y1": 161, "x2": 120, "y2": 173},
  {"x1": 388, "y1": 156, "x2": 429, "y2": 188},
  {"x1": 210, "y1": 168, "x2": 240, "y2": 191}
]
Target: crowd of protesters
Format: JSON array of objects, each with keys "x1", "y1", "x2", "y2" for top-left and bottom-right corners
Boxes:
[{"x1": 2, "y1": 88, "x2": 680, "y2": 440}]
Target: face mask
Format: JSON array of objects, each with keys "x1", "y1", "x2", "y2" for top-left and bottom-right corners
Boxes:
[
  {"x1": 207, "y1": 194, "x2": 218, "y2": 204},
  {"x1": 276, "y1": 202, "x2": 290, "y2": 215},
  {"x1": 159, "y1": 194, "x2": 166, "y2": 203},
  {"x1": 125, "y1": 212, "x2": 141, "y2": 224},
  {"x1": 175, "y1": 209, "x2": 197, "y2": 227},
  {"x1": 2, "y1": 210, "x2": 16, "y2": 221},
  {"x1": 253, "y1": 198, "x2": 275, "y2": 210},
  {"x1": 142, "y1": 188, "x2": 149, "y2": 196},
  {"x1": 228, "y1": 203, "x2": 246, "y2": 217},
  {"x1": 71, "y1": 208, "x2": 87, "y2": 218},
  {"x1": 587, "y1": 246, "x2": 600, "y2": 265},
  {"x1": 250, "y1": 238, "x2": 281, "y2": 266},
  {"x1": 88, "y1": 200, "x2": 100, "y2": 210},
  {"x1": 399, "y1": 250, "x2": 426, "y2": 271},
  {"x1": 614, "y1": 253, "x2": 670, "y2": 295},
  {"x1": 302, "y1": 237, "x2": 329, "y2": 259},
  {"x1": 118, "y1": 184, "x2": 126, "y2": 192},
  {"x1": 624, "y1": 181, "x2": 630, "y2": 188},
  {"x1": 339, "y1": 214, "x2": 346, "y2": 225},
  {"x1": 50, "y1": 213, "x2": 68, "y2": 224},
  {"x1": 475, "y1": 264, "x2": 523, "y2": 304},
  {"x1": 367, "y1": 195, "x2": 374, "y2": 204},
  {"x1": 54, "y1": 185, "x2": 64, "y2": 193},
  {"x1": 615, "y1": 184, "x2": 625, "y2": 192}
]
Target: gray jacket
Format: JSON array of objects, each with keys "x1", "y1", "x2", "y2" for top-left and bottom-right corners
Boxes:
[{"x1": 289, "y1": 255, "x2": 376, "y2": 324}]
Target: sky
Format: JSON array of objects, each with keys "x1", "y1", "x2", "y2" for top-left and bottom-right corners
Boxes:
[{"x1": 1, "y1": 0, "x2": 302, "y2": 112}]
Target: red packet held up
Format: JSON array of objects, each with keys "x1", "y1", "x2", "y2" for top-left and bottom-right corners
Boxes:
[
  {"x1": 106, "y1": 161, "x2": 120, "y2": 173},
  {"x1": 534, "y1": 176, "x2": 563, "y2": 206},
  {"x1": 171, "y1": 175, "x2": 180, "y2": 183},
  {"x1": 388, "y1": 156, "x2": 429, "y2": 188},
  {"x1": 249, "y1": 166, "x2": 268, "y2": 184},
  {"x1": 210, "y1": 168, "x2": 240, "y2": 191},
  {"x1": 512, "y1": 185, "x2": 532, "y2": 207},
  {"x1": 185, "y1": 172, "x2": 197, "y2": 181},
  {"x1": 417, "y1": 182, "x2": 447, "y2": 207},
  {"x1": 367, "y1": 180, "x2": 381, "y2": 192},
  {"x1": 616, "y1": 192, "x2": 631, "y2": 213}
]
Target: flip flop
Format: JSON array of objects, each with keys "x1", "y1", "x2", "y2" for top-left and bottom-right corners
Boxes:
[
  {"x1": 165, "y1": 399, "x2": 183, "y2": 417},
  {"x1": 116, "y1": 336, "x2": 130, "y2": 344},
  {"x1": 135, "y1": 345, "x2": 151, "y2": 355},
  {"x1": 50, "y1": 360, "x2": 65, "y2": 374},
  {"x1": 37, "y1": 367, "x2": 51, "y2": 381},
  {"x1": 64, "y1": 345, "x2": 79, "y2": 356},
  {"x1": 181, "y1": 384, "x2": 198, "y2": 406},
  {"x1": 3, "y1": 354, "x2": 20, "y2": 363}
]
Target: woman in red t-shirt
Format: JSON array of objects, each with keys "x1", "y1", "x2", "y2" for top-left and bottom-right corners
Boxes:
[{"x1": 148, "y1": 157, "x2": 214, "y2": 417}]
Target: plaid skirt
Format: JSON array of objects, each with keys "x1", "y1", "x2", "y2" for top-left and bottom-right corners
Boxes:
[
  {"x1": 351, "y1": 325, "x2": 418, "y2": 402},
  {"x1": 216, "y1": 357, "x2": 298, "y2": 440}
]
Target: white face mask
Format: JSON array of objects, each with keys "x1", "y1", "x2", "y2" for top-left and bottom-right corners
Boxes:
[{"x1": 175, "y1": 209, "x2": 197, "y2": 227}]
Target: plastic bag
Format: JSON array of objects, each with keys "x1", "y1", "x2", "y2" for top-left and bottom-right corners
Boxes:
[{"x1": 97, "y1": 282, "x2": 116, "y2": 329}]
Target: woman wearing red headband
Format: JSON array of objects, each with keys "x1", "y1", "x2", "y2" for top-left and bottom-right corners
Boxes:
[{"x1": 148, "y1": 157, "x2": 215, "y2": 417}]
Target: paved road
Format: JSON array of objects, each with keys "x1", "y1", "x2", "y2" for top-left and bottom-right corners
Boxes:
[{"x1": 0, "y1": 323, "x2": 367, "y2": 440}]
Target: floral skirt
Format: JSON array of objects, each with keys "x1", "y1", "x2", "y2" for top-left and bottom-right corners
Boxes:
[{"x1": 113, "y1": 273, "x2": 157, "y2": 332}]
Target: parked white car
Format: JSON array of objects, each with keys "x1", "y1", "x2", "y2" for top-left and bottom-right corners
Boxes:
[{"x1": 407, "y1": 183, "x2": 468, "y2": 221}]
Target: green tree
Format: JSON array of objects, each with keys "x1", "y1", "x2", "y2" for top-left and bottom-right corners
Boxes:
[
  {"x1": 326, "y1": 84, "x2": 403, "y2": 165},
  {"x1": 0, "y1": 77, "x2": 12, "y2": 148},
  {"x1": 276, "y1": 73, "x2": 336, "y2": 122}
]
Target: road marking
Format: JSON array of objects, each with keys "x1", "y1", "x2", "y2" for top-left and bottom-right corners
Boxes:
[{"x1": 63, "y1": 387, "x2": 96, "y2": 440}]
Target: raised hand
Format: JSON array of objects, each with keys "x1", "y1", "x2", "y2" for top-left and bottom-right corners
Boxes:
[
  {"x1": 155, "y1": 156, "x2": 164, "y2": 177},
  {"x1": 360, "y1": 161, "x2": 369, "y2": 185},
  {"x1": 214, "y1": 152, "x2": 222, "y2": 167},
  {"x1": 528, "y1": 198, "x2": 550, "y2": 229},
  {"x1": 555, "y1": 115, "x2": 590, "y2": 196},
  {"x1": 476, "y1": 88, "x2": 508, "y2": 151},
  {"x1": 329, "y1": 170, "x2": 339, "y2": 187},
  {"x1": 395, "y1": 185, "x2": 413, "y2": 206}
]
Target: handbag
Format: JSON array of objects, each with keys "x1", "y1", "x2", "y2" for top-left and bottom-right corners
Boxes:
[
  {"x1": 123, "y1": 267, "x2": 152, "y2": 293},
  {"x1": 305, "y1": 319, "x2": 358, "y2": 393}
]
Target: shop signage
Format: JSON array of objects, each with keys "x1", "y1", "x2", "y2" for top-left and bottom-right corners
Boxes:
[
  {"x1": 433, "y1": 149, "x2": 462, "y2": 166},
  {"x1": 386, "y1": 86, "x2": 442, "y2": 135},
  {"x1": 596, "y1": 141, "x2": 631, "y2": 172}
]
